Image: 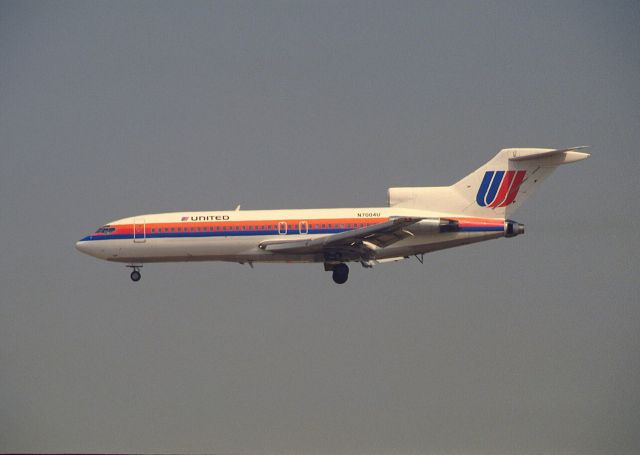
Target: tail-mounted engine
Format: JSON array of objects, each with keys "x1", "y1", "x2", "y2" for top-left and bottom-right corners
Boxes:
[
  {"x1": 406, "y1": 218, "x2": 524, "y2": 238},
  {"x1": 406, "y1": 218, "x2": 460, "y2": 235},
  {"x1": 504, "y1": 219, "x2": 525, "y2": 238}
]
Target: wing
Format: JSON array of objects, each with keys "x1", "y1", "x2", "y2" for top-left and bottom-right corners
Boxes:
[{"x1": 258, "y1": 217, "x2": 423, "y2": 255}]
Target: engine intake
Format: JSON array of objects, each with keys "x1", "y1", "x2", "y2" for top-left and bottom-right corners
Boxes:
[{"x1": 407, "y1": 218, "x2": 459, "y2": 234}]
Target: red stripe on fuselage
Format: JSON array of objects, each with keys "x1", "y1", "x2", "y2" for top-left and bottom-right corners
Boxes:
[
  {"x1": 110, "y1": 218, "x2": 390, "y2": 235},
  {"x1": 451, "y1": 217, "x2": 504, "y2": 229}
]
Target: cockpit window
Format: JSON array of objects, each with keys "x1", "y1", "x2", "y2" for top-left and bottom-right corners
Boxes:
[{"x1": 95, "y1": 226, "x2": 116, "y2": 234}]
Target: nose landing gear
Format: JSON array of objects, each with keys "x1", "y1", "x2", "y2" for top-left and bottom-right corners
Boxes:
[{"x1": 126, "y1": 265, "x2": 142, "y2": 282}]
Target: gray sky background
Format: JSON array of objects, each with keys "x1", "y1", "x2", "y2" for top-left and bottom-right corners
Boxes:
[{"x1": 1, "y1": 1, "x2": 639, "y2": 454}]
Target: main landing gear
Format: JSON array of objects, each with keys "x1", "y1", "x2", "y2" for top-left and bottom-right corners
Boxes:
[
  {"x1": 330, "y1": 263, "x2": 349, "y2": 284},
  {"x1": 126, "y1": 265, "x2": 142, "y2": 282}
]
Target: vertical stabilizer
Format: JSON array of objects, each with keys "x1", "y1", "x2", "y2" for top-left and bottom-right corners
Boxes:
[{"x1": 388, "y1": 147, "x2": 589, "y2": 218}]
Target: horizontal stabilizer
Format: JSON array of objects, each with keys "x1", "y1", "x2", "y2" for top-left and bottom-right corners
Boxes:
[
  {"x1": 389, "y1": 146, "x2": 590, "y2": 218},
  {"x1": 508, "y1": 146, "x2": 590, "y2": 162}
]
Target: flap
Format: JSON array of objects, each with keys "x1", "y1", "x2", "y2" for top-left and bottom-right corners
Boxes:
[{"x1": 259, "y1": 217, "x2": 423, "y2": 254}]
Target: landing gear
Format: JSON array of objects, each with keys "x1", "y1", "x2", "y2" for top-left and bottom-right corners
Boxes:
[
  {"x1": 331, "y1": 263, "x2": 349, "y2": 284},
  {"x1": 126, "y1": 265, "x2": 142, "y2": 282}
]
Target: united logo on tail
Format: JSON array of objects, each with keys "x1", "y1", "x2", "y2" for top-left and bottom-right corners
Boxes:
[{"x1": 476, "y1": 170, "x2": 526, "y2": 207}]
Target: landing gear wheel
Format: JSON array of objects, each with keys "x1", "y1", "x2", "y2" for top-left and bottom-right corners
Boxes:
[
  {"x1": 332, "y1": 263, "x2": 349, "y2": 284},
  {"x1": 126, "y1": 265, "x2": 143, "y2": 282}
]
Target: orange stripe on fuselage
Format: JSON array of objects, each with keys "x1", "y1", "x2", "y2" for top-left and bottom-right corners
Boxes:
[
  {"x1": 109, "y1": 218, "x2": 390, "y2": 235},
  {"x1": 447, "y1": 217, "x2": 504, "y2": 228}
]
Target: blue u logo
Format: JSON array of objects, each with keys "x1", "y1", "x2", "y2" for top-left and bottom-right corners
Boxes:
[{"x1": 476, "y1": 170, "x2": 526, "y2": 208}]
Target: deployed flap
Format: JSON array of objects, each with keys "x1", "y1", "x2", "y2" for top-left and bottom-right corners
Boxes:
[{"x1": 259, "y1": 217, "x2": 423, "y2": 254}]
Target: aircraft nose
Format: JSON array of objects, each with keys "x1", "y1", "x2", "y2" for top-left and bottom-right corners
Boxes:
[
  {"x1": 75, "y1": 237, "x2": 112, "y2": 260},
  {"x1": 75, "y1": 240, "x2": 90, "y2": 254}
]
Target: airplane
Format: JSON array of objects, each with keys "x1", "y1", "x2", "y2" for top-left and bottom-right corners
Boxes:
[{"x1": 76, "y1": 146, "x2": 589, "y2": 284}]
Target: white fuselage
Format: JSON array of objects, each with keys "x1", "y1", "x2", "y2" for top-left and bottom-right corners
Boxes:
[{"x1": 75, "y1": 207, "x2": 507, "y2": 265}]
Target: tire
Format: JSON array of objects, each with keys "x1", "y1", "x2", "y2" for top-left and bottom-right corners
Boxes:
[
  {"x1": 130, "y1": 270, "x2": 141, "y2": 282},
  {"x1": 332, "y1": 263, "x2": 349, "y2": 284}
]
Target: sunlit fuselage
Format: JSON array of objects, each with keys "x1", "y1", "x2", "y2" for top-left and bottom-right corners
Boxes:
[{"x1": 76, "y1": 207, "x2": 507, "y2": 264}]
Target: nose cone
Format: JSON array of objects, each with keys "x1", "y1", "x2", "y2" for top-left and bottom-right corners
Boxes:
[
  {"x1": 75, "y1": 237, "x2": 105, "y2": 259},
  {"x1": 75, "y1": 239, "x2": 93, "y2": 255},
  {"x1": 76, "y1": 240, "x2": 88, "y2": 254}
]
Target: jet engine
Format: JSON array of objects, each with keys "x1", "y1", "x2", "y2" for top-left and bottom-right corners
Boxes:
[
  {"x1": 407, "y1": 218, "x2": 459, "y2": 234},
  {"x1": 504, "y1": 220, "x2": 525, "y2": 237}
]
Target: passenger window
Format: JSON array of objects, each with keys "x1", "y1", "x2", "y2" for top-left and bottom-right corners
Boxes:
[
  {"x1": 171, "y1": 228, "x2": 175, "y2": 232},
  {"x1": 164, "y1": 228, "x2": 169, "y2": 232}
]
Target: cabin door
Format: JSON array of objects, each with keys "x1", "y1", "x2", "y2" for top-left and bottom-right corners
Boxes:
[{"x1": 133, "y1": 218, "x2": 146, "y2": 243}]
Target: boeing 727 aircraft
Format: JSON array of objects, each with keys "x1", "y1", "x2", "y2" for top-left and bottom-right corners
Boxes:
[{"x1": 76, "y1": 147, "x2": 589, "y2": 284}]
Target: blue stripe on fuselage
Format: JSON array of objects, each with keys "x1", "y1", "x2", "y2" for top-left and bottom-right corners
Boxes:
[
  {"x1": 81, "y1": 225, "x2": 503, "y2": 241},
  {"x1": 458, "y1": 226, "x2": 503, "y2": 232},
  {"x1": 81, "y1": 228, "x2": 345, "y2": 241}
]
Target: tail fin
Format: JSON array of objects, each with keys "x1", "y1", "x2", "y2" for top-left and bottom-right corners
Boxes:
[{"x1": 388, "y1": 147, "x2": 590, "y2": 218}]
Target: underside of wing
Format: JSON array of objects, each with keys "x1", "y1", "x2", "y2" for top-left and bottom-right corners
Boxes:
[{"x1": 258, "y1": 217, "x2": 435, "y2": 255}]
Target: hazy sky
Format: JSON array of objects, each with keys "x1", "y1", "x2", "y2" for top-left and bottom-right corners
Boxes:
[{"x1": 1, "y1": 1, "x2": 639, "y2": 454}]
